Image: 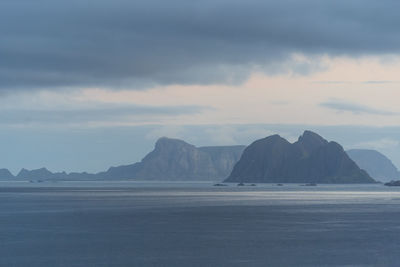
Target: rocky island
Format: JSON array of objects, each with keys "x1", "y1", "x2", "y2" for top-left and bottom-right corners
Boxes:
[{"x1": 225, "y1": 131, "x2": 375, "y2": 184}]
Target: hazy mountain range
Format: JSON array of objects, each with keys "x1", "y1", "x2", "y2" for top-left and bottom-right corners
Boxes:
[
  {"x1": 1, "y1": 132, "x2": 399, "y2": 183},
  {"x1": 2, "y1": 137, "x2": 245, "y2": 181},
  {"x1": 347, "y1": 149, "x2": 400, "y2": 182},
  {"x1": 96, "y1": 137, "x2": 245, "y2": 181}
]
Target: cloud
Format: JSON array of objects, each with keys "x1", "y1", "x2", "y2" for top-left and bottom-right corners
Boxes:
[
  {"x1": 0, "y1": 104, "x2": 206, "y2": 126},
  {"x1": 2, "y1": 0, "x2": 400, "y2": 91},
  {"x1": 320, "y1": 99, "x2": 398, "y2": 115}
]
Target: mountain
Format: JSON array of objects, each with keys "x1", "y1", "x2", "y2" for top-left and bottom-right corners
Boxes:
[
  {"x1": 0, "y1": 168, "x2": 14, "y2": 179},
  {"x1": 198, "y1": 145, "x2": 246, "y2": 176},
  {"x1": 98, "y1": 137, "x2": 246, "y2": 180},
  {"x1": 13, "y1": 168, "x2": 95, "y2": 181},
  {"x1": 2, "y1": 138, "x2": 245, "y2": 181},
  {"x1": 97, "y1": 163, "x2": 141, "y2": 180},
  {"x1": 16, "y1": 168, "x2": 57, "y2": 180},
  {"x1": 347, "y1": 149, "x2": 399, "y2": 182},
  {"x1": 225, "y1": 131, "x2": 375, "y2": 184}
]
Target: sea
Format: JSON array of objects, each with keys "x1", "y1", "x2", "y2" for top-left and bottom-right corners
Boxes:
[{"x1": 1, "y1": 181, "x2": 400, "y2": 266}]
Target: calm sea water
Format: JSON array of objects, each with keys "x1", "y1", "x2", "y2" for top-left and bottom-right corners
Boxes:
[{"x1": 1, "y1": 181, "x2": 400, "y2": 266}]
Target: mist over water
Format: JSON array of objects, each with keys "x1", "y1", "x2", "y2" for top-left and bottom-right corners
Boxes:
[{"x1": 1, "y1": 181, "x2": 400, "y2": 266}]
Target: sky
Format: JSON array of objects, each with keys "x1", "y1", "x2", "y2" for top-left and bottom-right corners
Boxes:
[{"x1": 2, "y1": 0, "x2": 400, "y2": 174}]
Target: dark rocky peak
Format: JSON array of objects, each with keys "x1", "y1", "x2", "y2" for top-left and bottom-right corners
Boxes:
[
  {"x1": 225, "y1": 131, "x2": 375, "y2": 184},
  {"x1": 327, "y1": 141, "x2": 344, "y2": 152},
  {"x1": 296, "y1": 130, "x2": 328, "y2": 153},
  {"x1": 261, "y1": 134, "x2": 285, "y2": 142},
  {"x1": 241, "y1": 134, "x2": 291, "y2": 158},
  {"x1": 253, "y1": 134, "x2": 290, "y2": 147}
]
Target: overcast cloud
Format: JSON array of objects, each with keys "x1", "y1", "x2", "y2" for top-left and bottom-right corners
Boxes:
[
  {"x1": 2, "y1": 0, "x2": 400, "y2": 91},
  {"x1": 0, "y1": 104, "x2": 206, "y2": 126},
  {"x1": 320, "y1": 99, "x2": 398, "y2": 116},
  {"x1": 2, "y1": 1, "x2": 400, "y2": 173}
]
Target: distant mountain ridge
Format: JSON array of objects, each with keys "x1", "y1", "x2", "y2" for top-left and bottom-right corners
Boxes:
[
  {"x1": 225, "y1": 131, "x2": 375, "y2": 184},
  {"x1": 1, "y1": 137, "x2": 245, "y2": 181},
  {"x1": 98, "y1": 137, "x2": 245, "y2": 180},
  {"x1": 347, "y1": 149, "x2": 400, "y2": 182},
  {"x1": 3, "y1": 133, "x2": 393, "y2": 184},
  {"x1": 17, "y1": 168, "x2": 56, "y2": 180},
  {"x1": 0, "y1": 168, "x2": 14, "y2": 180}
]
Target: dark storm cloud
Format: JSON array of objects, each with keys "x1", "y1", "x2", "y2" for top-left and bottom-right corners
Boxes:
[
  {"x1": 320, "y1": 100, "x2": 397, "y2": 115},
  {"x1": 2, "y1": 0, "x2": 400, "y2": 90},
  {"x1": 0, "y1": 104, "x2": 206, "y2": 125}
]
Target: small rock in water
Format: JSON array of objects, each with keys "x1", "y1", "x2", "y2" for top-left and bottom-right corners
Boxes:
[
  {"x1": 384, "y1": 180, "x2": 400, "y2": 186},
  {"x1": 213, "y1": 183, "x2": 228, "y2": 186},
  {"x1": 302, "y1": 183, "x2": 317, "y2": 186}
]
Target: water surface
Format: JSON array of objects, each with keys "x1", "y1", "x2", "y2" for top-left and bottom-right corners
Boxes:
[{"x1": 1, "y1": 181, "x2": 400, "y2": 266}]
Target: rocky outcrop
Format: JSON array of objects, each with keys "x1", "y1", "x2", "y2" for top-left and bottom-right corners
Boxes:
[
  {"x1": 384, "y1": 180, "x2": 400, "y2": 186},
  {"x1": 99, "y1": 137, "x2": 245, "y2": 180},
  {"x1": 225, "y1": 131, "x2": 375, "y2": 184},
  {"x1": 347, "y1": 149, "x2": 399, "y2": 182}
]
